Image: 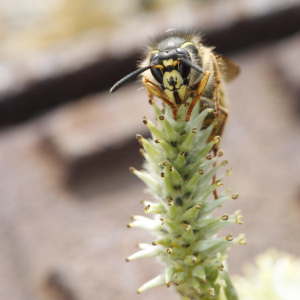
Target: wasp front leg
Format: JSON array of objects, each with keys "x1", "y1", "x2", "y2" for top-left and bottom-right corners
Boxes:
[
  {"x1": 185, "y1": 71, "x2": 210, "y2": 122},
  {"x1": 142, "y1": 78, "x2": 178, "y2": 120},
  {"x1": 212, "y1": 55, "x2": 223, "y2": 118}
]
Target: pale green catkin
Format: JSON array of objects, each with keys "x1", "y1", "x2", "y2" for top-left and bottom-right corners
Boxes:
[{"x1": 127, "y1": 99, "x2": 246, "y2": 300}]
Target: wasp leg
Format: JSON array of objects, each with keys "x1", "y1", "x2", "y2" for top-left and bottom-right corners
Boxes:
[
  {"x1": 142, "y1": 78, "x2": 178, "y2": 119},
  {"x1": 212, "y1": 55, "x2": 222, "y2": 118},
  {"x1": 200, "y1": 100, "x2": 228, "y2": 152},
  {"x1": 199, "y1": 99, "x2": 228, "y2": 199},
  {"x1": 185, "y1": 71, "x2": 210, "y2": 122},
  {"x1": 212, "y1": 149, "x2": 218, "y2": 200},
  {"x1": 211, "y1": 105, "x2": 228, "y2": 199},
  {"x1": 212, "y1": 107, "x2": 228, "y2": 154}
]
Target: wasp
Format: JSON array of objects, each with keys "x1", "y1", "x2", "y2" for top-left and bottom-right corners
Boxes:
[
  {"x1": 110, "y1": 30, "x2": 239, "y2": 156},
  {"x1": 110, "y1": 30, "x2": 239, "y2": 199}
]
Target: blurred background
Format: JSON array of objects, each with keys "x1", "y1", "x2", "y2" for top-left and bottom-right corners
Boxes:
[{"x1": 0, "y1": 0, "x2": 300, "y2": 299}]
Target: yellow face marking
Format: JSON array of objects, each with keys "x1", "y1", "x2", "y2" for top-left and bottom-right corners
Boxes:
[
  {"x1": 153, "y1": 65, "x2": 164, "y2": 69},
  {"x1": 162, "y1": 69, "x2": 187, "y2": 104},
  {"x1": 164, "y1": 89, "x2": 175, "y2": 102},
  {"x1": 172, "y1": 60, "x2": 179, "y2": 66},
  {"x1": 177, "y1": 85, "x2": 186, "y2": 100},
  {"x1": 163, "y1": 59, "x2": 174, "y2": 67},
  {"x1": 164, "y1": 84, "x2": 187, "y2": 104},
  {"x1": 163, "y1": 70, "x2": 184, "y2": 90}
]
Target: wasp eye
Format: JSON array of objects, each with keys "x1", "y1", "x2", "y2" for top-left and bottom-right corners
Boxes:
[
  {"x1": 149, "y1": 53, "x2": 164, "y2": 83},
  {"x1": 176, "y1": 48, "x2": 191, "y2": 79},
  {"x1": 151, "y1": 67, "x2": 163, "y2": 84},
  {"x1": 179, "y1": 62, "x2": 191, "y2": 80}
]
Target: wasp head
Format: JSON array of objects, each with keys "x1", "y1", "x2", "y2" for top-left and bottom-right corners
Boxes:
[
  {"x1": 110, "y1": 36, "x2": 203, "y2": 97},
  {"x1": 150, "y1": 48, "x2": 192, "y2": 105}
]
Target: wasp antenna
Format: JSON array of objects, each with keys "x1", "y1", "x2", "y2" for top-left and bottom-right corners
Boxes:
[
  {"x1": 110, "y1": 65, "x2": 152, "y2": 93},
  {"x1": 179, "y1": 58, "x2": 204, "y2": 74}
]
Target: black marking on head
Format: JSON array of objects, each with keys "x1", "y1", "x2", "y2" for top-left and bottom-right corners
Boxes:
[
  {"x1": 168, "y1": 76, "x2": 177, "y2": 87},
  {"x1": 150, "y1": 48, "x2": 190, "y2": 66},
  {"x1": 157, "y1": 36, "x2": 187, "y2": 51}
]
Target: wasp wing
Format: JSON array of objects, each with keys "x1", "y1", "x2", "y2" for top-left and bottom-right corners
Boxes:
[{"x1": 217, "y1": 56, "x2": 240, "y2": 82}]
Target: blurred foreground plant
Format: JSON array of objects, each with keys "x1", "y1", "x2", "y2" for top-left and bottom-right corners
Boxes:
[
  {"x1": 233, "y1": 249, "x2": 300, "y2": 300},
  {"x1": 127, "y1": 100, "x2": 246, "y2": 299}
]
